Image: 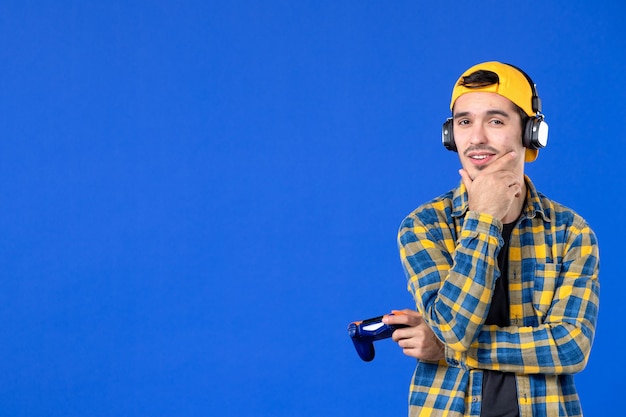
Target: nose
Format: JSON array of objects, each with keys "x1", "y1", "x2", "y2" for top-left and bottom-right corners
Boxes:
[{"x1": 468, "y1": 123, "x2": 487, "y2": 145}]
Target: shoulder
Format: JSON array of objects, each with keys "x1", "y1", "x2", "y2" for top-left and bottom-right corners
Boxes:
[
  {"x1": 538, "y1": 191, "x2": 593, "y2": 230},
  {"x1": 534, "y1": 191, "x2": 599, "y2": 253},
  {"x1": 400, "y1": 189, "x2": 456, "y2": 229},
  {"x1": 526, "y1": 177, "x2": 595, "y2": 233}
]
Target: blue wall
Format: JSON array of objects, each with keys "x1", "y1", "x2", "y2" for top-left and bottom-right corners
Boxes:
[{"x1": 1, "y1": 1, "x2": 623, "y2": 415}]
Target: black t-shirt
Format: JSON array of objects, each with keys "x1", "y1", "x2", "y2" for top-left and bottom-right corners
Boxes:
[{"x1": 480, "y1": 221, "x2": 519, "y2": 417}]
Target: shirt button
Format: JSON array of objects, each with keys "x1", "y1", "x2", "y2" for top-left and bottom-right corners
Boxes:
[{"x1": 472, "y1": 397, "x2": 478, "y2": 403}]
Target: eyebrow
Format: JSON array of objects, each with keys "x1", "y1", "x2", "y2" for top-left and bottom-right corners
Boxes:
[{"x1": 453, "y1": 109, "x2": 512, "y2": 119}]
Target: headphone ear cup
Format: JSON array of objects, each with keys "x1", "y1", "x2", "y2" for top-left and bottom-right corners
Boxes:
[
  {"x1": 523, "y1": 116, "x2": 549, "y2": 149},
  {"x1": 442, "y1": 118, "x2": 456, "y2": 151}
]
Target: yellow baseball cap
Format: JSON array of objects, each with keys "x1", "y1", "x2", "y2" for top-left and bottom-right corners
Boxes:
[{"x1": 450, "y1": 61, "x2": 540, "y2": 162}]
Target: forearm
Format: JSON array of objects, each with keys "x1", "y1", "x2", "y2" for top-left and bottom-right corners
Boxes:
[
  {"x1": 448, "y1": 321, "x2": 594, "y2": 374},
  {"x1": 448, "y1": 262, "x2": 600, "y2": 375},
  {"x1": 401, "y1": 211, "x2": 503, "y2": 351}
]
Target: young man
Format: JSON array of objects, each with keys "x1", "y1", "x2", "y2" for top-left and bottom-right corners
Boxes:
[{"x1": 384, "y1": 62, "x2": 600, "y2": 417}]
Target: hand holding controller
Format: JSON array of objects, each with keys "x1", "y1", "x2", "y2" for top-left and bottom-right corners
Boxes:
[{"x1": 347, "y1": 313, "x2": 408, "y2": 361}]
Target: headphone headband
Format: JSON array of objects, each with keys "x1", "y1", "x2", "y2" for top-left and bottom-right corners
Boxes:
[{"x1": 502, "y1": 62, "x2": 542, "y2": 114}]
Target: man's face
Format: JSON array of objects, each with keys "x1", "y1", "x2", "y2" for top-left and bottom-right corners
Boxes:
[{"x1": 452, "y1": 92, "x2": 525, "y2": 180}]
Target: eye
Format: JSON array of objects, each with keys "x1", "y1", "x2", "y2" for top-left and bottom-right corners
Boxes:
[
  {"x1": 489, "y1": 119, "x2": 504, "y2": 125},
  {"x1": 456, "y1": 119, "x2": 470, "y2": 126}
]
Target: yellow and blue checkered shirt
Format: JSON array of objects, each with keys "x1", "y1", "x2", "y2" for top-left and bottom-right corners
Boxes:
[{"x1": 398, "y1": 176, "x2": 599, "y2": 417}]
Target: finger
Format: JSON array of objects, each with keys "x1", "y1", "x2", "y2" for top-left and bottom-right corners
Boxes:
[
  {"x1": 391, "y1": 328, "x2": 405, "y2": 342},
  {"x1": 482, "y1": 150, "x2": 517, "y2": 174},
  {"x1": 459, "y1": 168, "x2": 473, "y2": 189},
  {"x1": 397, "y1": 337, "x2": 414, "y2": 349},
  {"x1": 470, "y1": 151, "x2": 518, "y2": 180},
  {"x1": 392, "y1": 308, "x2": 423, "y2": 326},
  {"x1": 391, "y1": 325, "x2": 418, "y2": 342},
  {"x1": 385, "y1": 309, "x2": 422, "y2": 326}
]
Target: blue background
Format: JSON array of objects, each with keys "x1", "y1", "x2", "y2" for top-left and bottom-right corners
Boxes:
[{"x1": 1, "y1": 1, "x2": 623, "y2": 416}]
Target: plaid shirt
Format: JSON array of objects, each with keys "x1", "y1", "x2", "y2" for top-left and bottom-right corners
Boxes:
[{"x1": 398, "y1": 176, "x2": 600, "y2": 417}]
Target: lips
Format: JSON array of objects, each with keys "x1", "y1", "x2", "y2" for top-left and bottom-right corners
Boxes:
[
  {"x1": 463, "y1": 144, "x2": 499, "y2": 166},
  {"x1": 466, "y1": 151, "x2": 496, "y2": 166}
]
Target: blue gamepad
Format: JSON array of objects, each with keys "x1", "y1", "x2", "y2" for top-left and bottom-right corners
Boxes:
[{"x1": 348, "y1": 313, "x2": 408, "y2": 361}]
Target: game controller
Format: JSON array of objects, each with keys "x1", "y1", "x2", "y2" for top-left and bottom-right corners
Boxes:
[{"x1": 348, "y1": 313, "x2": 408, "y2": 361}]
